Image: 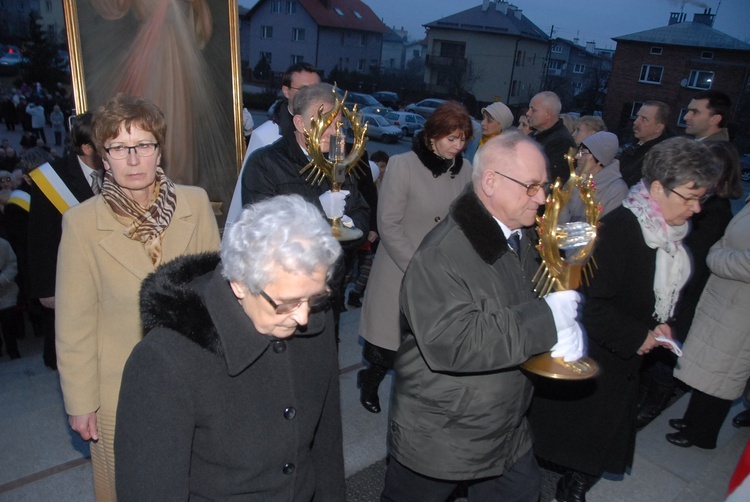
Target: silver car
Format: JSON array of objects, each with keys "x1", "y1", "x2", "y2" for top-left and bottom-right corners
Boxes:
[
  {"x1": 405, "y1": 98, "x2": 447, "y2": 118},
  {"x1": 384, "y1": 111, "x2": 426, "y2": 137},
  {"x1": 360, "y1": 113, "x2": 403, "y2": 144}
]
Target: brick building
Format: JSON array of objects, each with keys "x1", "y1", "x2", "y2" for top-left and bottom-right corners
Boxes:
[{"x1": 603, "y1": 10, "x2": 750, "y2": 141}]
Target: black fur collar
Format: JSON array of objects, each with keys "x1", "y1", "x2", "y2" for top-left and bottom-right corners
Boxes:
[
  {"x1": 140, "y1": 253, "x2": 224, "y2": 355},
  {"x1": 450, "y1": 185, "x2": 510, "y2": 264},
  {"x1": 413, "y1": 132, "x2": 464, "y2": 178}
]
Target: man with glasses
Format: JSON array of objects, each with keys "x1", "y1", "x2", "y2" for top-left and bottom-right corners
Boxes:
[
  {"x1": 227, "y1": 63, "x2": 321, "y2": 224},
  {"x1": 381, "y1": 132, "x2": 585, "y2": 502},
  {"x1": 27, "y1": 112, "x2": 102, "y2": 369}
]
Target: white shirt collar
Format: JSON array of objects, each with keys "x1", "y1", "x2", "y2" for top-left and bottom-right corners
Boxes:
[{"x1": 492, "y1": 216, "x2": 521, "y2": 242}]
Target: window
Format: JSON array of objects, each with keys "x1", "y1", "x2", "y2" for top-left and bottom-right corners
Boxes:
[
  {"x1": 286, "y1": 1, "x2": 296, "y2": 14},
  {"x1": 370, "y1": 59, "x2": 378, "y2": 68},
  {"x1": 357, "y1": 59, "x2": 366, "y2": 72},
  {"x1": 340, "y1": 32, "x2": 345, "y2": 45},
  {"x1": 639, "y1": 64, "x2": 663, "y2": 84},
  {"x1": 515, "y1": 50, "x2": 525, "y2": 66},
  {"x1": 353, "y1": 10, "x2": 362, "y2": 19},
  {"x1": 687, "y1": 69, "x2": 714, "y2": 89},
  {"x1": 630, "y1": 102, "x2": 643, "y2": 119},
  {"x1": 650, "y1": 46, "x2": 663, "y2": 55},
  {"x1": 677, "y1": 108, "x2": 689, "y2": 127},
  {"x1": 334, "y1": 7, "x2": 344, "y2": 15},
  {"x1": 548, "y1": 60, "x2": 562, "y2": 70},
  {"x1": 701, "y1": 51, "x2": 714, "y2": 60},
  {"x1": 291, "y1": 54, "x2": 304, "y2": 64},
  {"x1": 261, "y1": 26, "x2": 273, "y2": 39},
  {"x1": 260, "y1": 51, "x2": 272, "y2": 65},
  {"x1": 45, "y1": 0, "x2": 52, "y2": 10},
  {"x1": 272, "y1": 1, "x2": 282, "y2": 13},
  {"x1": 360, "y1": 34, "x2": 368, "y2": 46},
  {"x1": 292, "y1": 28, "x2": 305, "y2": 42},
  {"x1": 551, "y1": 45, "x2": 562, "y2": 54},
  {"x1": 573, "y1": 63, "x2": 585, "y2": 74},
  {"x1": 511, "y1": 80, "x2": 520, "y2": 97}
]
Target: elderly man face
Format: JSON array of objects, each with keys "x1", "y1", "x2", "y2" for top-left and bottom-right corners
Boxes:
[
  {"x1": 633, "y1": 105, "x2": 664, "y2": 143},
  {"x1": 478, "y1": 139, "x2": 548, "y2": 230},
  {"x1": 526, "y1": 95, "x2": 556, "y2": 131},
  {"x1": 293, "y1": 99, "x2": 342, "y2": 154},
  {"x1": 684, "y1": 99, "x2": 721, "y2": 139}
]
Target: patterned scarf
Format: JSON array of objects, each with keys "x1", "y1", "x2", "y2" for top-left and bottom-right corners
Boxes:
[
  {"x1": 101, "y1": 166, "x2": 177, "y2": 266},
  {"x1": 622, "y1": 181, "x2": 690, "y2": 323}
]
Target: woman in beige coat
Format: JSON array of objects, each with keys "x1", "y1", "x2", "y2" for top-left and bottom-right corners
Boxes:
[
  {"x1": 55, "y1": 94, "x2": 220, "y2": 501},
  {"x1": 357, "y1": 102, "x2": 474, "y2": 413}
]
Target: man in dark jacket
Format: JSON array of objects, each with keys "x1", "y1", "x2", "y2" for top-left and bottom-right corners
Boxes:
[
  {"x1": 527, "y1": 91, "x2": 576, "y2": 184},
  {"x1": 619, "y1": 101, "x2": 670, "y2": 187},
  {"x1": 381, "y1": 133, "x2": 584, "y2": 502},
  {"x1": 116, "y1": 195, "x2": 345, "y2": 501},
  {"x1": 27, "y1": 112, "x2": 102, "y2": 369}
]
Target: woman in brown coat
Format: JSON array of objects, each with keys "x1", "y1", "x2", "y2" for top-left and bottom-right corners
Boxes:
[
  {"x1": 55, "y1": 94, "x2": 220, "y2": 501},
  {"x1": 357, "y1": 102, "x2": 473, "y2": 413}
]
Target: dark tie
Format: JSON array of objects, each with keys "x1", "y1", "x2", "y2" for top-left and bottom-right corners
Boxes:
[{"x1": 507, "y1": 231, "x2": 521, "y2": 256}]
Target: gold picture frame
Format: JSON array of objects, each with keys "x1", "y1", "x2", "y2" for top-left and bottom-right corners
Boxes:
[{"x1": 63, "y1": 0, "x2": 244, "y2": 220}]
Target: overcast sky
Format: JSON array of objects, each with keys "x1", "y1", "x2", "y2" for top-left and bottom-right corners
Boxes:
[{"x1": 239, "y1": 0, "x2": 749, "y2": 49}]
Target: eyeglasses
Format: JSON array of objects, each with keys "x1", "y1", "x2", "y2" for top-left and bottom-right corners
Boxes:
[
  {"x1": 0, "y1": 177, "x2": 11, "y2": 182},
  {"x1": 669, "y1": 188, "x2": 710, "y2": 205},
  {"x1": 104, "y1": 142, "x2": 158, "y2": 160},
  {"x1": 576, "y1": 147, "x2": 592, "y2": 157},
  {"x1": 493, "y1": 171, "x2": 550, "y2": 197},
  {"x1": 259, "y1": 288, "x2": 331, "y2": 315}
]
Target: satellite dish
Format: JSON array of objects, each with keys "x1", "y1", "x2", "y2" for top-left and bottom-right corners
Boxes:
[{"x1": 680, "y1": 79, "x2": 688, "y2": 87}]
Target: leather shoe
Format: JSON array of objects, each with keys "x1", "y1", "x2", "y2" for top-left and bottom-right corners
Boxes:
[
  {"x1": 348, "y1": 292, "x2": 362, "y2": 308},
  {"x1": 668, "y1": 418, "x2": 688, "y2": 431},
  {"x1": 666, "y1": 432, "x2": 693, "y2": 448},
  {"x1": 357, "y1": 370, "x2": 381, "y2": 414},
  {"x1": 733, "y1": 409, "x2": 750, "y2": 428}
]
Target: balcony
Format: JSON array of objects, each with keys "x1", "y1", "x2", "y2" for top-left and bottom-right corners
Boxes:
[{"x1": 425, "y1": 54, "x2": 467, "y2": 71}]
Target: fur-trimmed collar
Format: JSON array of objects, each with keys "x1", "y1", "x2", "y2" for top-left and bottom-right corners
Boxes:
[
  {"x1": 412, "y1": 132, "x2": 465, "y2": 178},
  {"x1": 140, "y1": 252, "x2": 224, "y2": 355},
  {"x1": 450, "y1": 185, "x2": 511, "y2": 264}
]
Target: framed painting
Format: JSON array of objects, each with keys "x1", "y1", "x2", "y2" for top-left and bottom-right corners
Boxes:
[{"x1": 63, "y1": 0, "x2": 244, "y2": 221}]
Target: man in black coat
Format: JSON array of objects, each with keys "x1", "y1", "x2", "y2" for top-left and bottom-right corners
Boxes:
[
  {"x1": 527, "y1": 91, "x2": 576, "y2": 184},
  {"x1": 27, "y1": 112, "x2": 102, "y2": 369},
  {"x1": 618, "y1": 101, "x2": 670, "y2": 187}
]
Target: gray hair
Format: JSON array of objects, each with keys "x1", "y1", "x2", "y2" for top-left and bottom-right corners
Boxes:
[
  {"x1": 292, "y1": 82, "x2": 342, "y2": 119},
  {"x1": 534, "y1": 91, "x2": 562, "y2": 117},
  {"x1": 221, "y1": 194, "x2": 341, "y2": 293},
  {"x1": 642, "y1": 137, "x2": 720, "y2": 191},
  {"x1": 472, "y1": 130, "x2": 546, "y2": 185},
  {"x1": 576, "y1": 115, "x2": 607, "y2": 133}
]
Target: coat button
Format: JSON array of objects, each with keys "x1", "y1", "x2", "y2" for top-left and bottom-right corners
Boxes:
[
  {"x1": 434, "y1": 216, "x2": 441, "y2": 222},
  {"x1": 283, "y1": 463, "x2": 295, "y2": 475},
  {"x1": 272, "y1": 340, "x2": 287, "y2": 353},
  {"x1": 284, "y1": 407, "x2": 296, "y2": 420}
]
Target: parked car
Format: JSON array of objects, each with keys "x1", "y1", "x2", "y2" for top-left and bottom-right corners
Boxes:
[
  {"x1": 0, "y1": 46, "x2": 24, "y2": 75},
  {"x1": 372, "y1": 91, "x2": 400, "y2": 109},
  {"x1": 741, "y1": 154, "x2": 750, "y2": 182},
  {"x1": 359, "y1": 113, "x2": 403, "y2": 144},
  {"x1": 405, "y1": 98, "x2": 447, "y2": 118},
  {"x1": 359, "y1": 105, "x2": 392, "y2": 117},
  {"x1": 345, "y1": 92, "x2": 384, "y2": 109},
  {"x1": 384, "y1": 111, "x2": 425, "y2": 137}
]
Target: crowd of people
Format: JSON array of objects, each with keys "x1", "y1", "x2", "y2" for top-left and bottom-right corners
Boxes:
[{"x1": 1, "y1": 61, "x2": 748, "y2": 501}]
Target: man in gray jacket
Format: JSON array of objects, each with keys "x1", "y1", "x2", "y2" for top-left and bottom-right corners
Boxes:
[{"x1": 381, "y1": 132, "x2": 585, "y2": 501}]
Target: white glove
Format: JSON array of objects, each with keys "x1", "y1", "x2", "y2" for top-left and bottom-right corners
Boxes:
[
  {"x1": 318, "y1": 190, "x2": 349, "y2": 219},
  {"x1": 551, "y1": 324, "x2": 585, "y2": 362},
  {"x1": 341, "y1": 215, "x2": 354, "y2": 228},
  {"x1": 544, "y1": 290, "x2": 582, "y2": 331}
]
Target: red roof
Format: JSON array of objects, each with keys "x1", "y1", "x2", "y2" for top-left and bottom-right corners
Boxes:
[{"x1": 298, "y1": 0, "x2": 388, "y2": 33}]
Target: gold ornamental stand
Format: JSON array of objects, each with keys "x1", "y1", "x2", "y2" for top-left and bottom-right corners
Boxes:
[
  {"x1": 300, "y1": 88, "x2": 367, "y2": 241},
  {"x1": 521, "y1": 149, "x2": 601, "y2": 380}
]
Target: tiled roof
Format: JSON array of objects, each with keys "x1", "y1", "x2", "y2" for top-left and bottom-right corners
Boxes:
[
  {"x1": 613, "y1": 22, "x2": 750, "y2": 51},
  {"x1": 424, "y1": 3, "x2": 548, "y2": 42},
  {"x1": 299, "y1": 0, "x2": 388, "y2": 33}
]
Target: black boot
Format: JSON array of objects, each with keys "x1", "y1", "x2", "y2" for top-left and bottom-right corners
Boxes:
[
  {"x1": 348, "y1": 291, "x2": 362, "y2": 308},
  {"x1": 556, "y1": 470, "x2": 599, "y2": 502},
  {"x1": 636, "y1": 383, "x2": 673, "y2": 429},
  {"x1": 357, "y1": 364, "x2": 388, "y2": 413}
]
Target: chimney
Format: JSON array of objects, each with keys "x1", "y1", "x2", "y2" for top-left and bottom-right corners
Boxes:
[
  {"x1": 586, "y1": 41, "x2": 596, "y2": 52},
  {"x1": 668, "y1": 12, "x2": 682, "y2": 25},
  {"x1": 482, "y1": 0, "x2": 490, "y2": 11},
  {"x1": 496, "y1": 1, "x2": 508, "y2": 14},
  {"x1": 513, "y1": 7, "x2": 522, "y2": 19},
  {"x1": 693, "y1": 8, "x2": 715, "y2": 27}
]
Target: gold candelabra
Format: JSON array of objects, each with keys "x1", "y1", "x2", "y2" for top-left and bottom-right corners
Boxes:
[
  {"x1": 299, "y1": 87, "x2": 368, "y2": 241},
  {"x1": 521, "y1": 148, "x2": 601, "y2": 380}
]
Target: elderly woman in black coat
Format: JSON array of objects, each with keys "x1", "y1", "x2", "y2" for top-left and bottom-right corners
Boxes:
[
  {"x1": 115, "y1": 195, "x2": 345, "y2": 501},
  {"x1": 529, "y1": 137, "x2": 720, "y2": 502}
]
